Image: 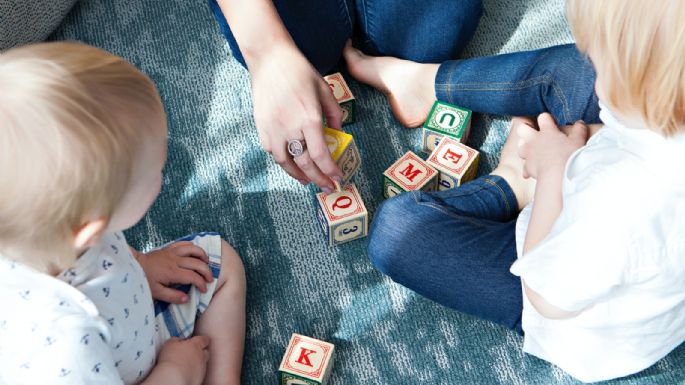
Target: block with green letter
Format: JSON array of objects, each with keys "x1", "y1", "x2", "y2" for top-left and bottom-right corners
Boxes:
[
  {"x1": 382, "y1": 151, "x2": 437, "y2": 198},
  {"x1": 421, "y1": 101, "x2": 472, "y2": 154},
  {"x1": 324, "y1": 72, "x2": 356, "y2": 125},
  {"x1": 279, "y1": 334, "x2": 335, "y2": 385}
]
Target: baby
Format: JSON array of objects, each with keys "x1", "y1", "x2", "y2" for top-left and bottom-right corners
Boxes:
[{"x1": 0, "y1": 42, "x2": 245, "y2": 385}]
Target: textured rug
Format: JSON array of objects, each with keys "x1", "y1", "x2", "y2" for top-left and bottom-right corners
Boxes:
[{"x1": 49, "y1": 0, "x2": 685, "y2": 384}]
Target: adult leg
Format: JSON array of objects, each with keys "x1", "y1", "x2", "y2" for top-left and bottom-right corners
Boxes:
[
  {"x1": 354, "y1": 0, "x2": 483, "y2": 62},
  {"x1": 208, "y1": 0, "x2": 354, "y2": 74},
  {"x1": 344, "y1": 43, "x2": 599, "y2": 127}
]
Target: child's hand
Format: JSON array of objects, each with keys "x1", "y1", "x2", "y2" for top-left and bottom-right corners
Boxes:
[
  {"x1": 155, "y1": 336, "x2": 210, "y2": 385},
  {"x1": 517, "y1": 113, "x2": 589, "y2": 180},
  {"x1": 137, "y1": 242, "x2": 214, "y2": 303}
]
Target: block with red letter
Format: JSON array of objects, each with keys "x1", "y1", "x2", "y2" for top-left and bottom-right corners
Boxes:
[
  {"x1": 324, "y1": 72, "x2": 356, "y2": 125},
  {"x1": 382, "y1": 151, "x2": 438, "y2": 198},
  {"x1": 426, "y1": 137, "x2": 480, "y2": 191},
  {"x1": 421, "y1": 101, "x2": 472, "y2": 154},
  {"x1": 316, "y1": 183, "x2": 368, "y2": 246},
  {"x1": 279, "y1": 334, "x2": 335, "y2": 385},
  {"x1": 324, "y1": 127, "x2": 361, "y2": 184}
]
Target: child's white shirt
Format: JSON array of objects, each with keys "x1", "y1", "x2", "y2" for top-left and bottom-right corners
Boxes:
[
  {"x1": 511, "y1": 105, "x2": 685, "y2": 383},
  {"x1": 0, "y1": 232, "x2": 160, "y2": 385}
]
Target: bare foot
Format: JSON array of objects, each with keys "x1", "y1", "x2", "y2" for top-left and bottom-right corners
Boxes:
[
  {"x1": 343, "y1": 40, "x2": 439, "y2": 128},
  {"x1": 490, "y1": 117, "x2": 537, "y2": 210}
]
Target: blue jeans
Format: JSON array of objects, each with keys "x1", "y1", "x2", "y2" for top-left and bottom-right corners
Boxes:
[
  {"x1": 368, "y1": 175, "x2": 523, "y2": 333},
  {"x1": 436, "y1": 44, "x2": 600, "y2": 125},
  {"x1": 208, "y1": 0, "x2": 483, "y2": 74}
]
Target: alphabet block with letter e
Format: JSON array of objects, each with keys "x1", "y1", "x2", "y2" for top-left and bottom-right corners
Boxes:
[
  {"x1": 421, "y1": 101, "x2": 472, "y2": 154},
  {"x1": 426, "y1": 137, "x2": 480, "y2": 191},
  {"x1": 323, "y1": 127, "x2": 361, "y2": 184},
  {"x1": 382, "y1": 151, "x2": 437, "y2": 198},
  {"x1": 315, "y1": 183, "x2": 368, "y2": 246},
  {"x1": 324, "y1": 72, "x2": 356, "y2": 125},
  {"x1": 279, "y1": 333, "x2": 335, "y2": 385}
]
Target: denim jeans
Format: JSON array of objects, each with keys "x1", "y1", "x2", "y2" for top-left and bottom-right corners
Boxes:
[
  {"x1": 436, "y1": 44, "x2": 600, "y2": 125},
  {"x1": 368, "y1": 175, "x2": 523, "y2": 333},
  {"x1": 208, "y1": 0, "x2": 483, "y2": 74}
]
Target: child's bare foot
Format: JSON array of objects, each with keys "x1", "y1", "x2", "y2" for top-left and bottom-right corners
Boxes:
[
  {"x1": 490, "y1": 117, "x2": 537, "y2": 210},
  {"x1": 343, "y1": 40, "x2": 439, "y2": 128}
]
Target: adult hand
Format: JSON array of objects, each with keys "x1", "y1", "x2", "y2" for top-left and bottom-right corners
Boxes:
[
  {"x1": 154, "y1": 336, "x2": 210, "y2": 385},
  {"x1": 136, "y1": 242, "x2": 213, "y2": 304},
  {"x1": 249, "y1": 43, "x2": 343, "y2": 192},
  {"x1": 517, "y1": 113, "x2": 588, "y2": 180}
]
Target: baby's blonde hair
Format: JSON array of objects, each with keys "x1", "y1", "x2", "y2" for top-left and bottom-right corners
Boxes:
[
  {"x1": 0, "y1": 42, "x2": 166, "y2": 271},
  {"x1": 567, "y1": 0, "x2": 685, "y2": 136}
]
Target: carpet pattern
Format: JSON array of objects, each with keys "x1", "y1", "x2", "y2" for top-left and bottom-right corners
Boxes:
[{"x1": 49, "y1": 0, "x2": 685, "y2": 383}]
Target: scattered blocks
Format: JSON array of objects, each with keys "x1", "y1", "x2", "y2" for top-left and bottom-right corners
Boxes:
[
  {"x1": 279, "y1": 334, "x2": 335, "y2": 385},
  {"x1": 426, "y1": 137, "x2": 480, "y2": 191},
  {"x1": 324, "y1": 72, "x2": 356, "y2": 125},
  {"x1": 382, "y1": 151, "x2": 437, "y2": 198},
  {"x1": 324, "y1": 127, "x2": 361, "y2": 184},
  {"x1": 316, "y1": 183, "x2": 368, "y2": 246},
  {"x1": 421, "y1": 101, "x2": 472, "y2": 154}
]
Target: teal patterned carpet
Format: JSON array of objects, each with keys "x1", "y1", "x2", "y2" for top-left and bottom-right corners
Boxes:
[{"x1": 49, "y1": 0, "x2": 685, "y2": 383}]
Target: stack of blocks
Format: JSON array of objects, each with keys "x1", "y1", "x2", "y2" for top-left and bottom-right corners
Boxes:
[
  {"x1": 279, "y1": 334, "x2": 335, "y2": 385},
  {"x1": 324, "y1": 72, "x2": 355, "y2": 125},
  {"x1": 383, "y1": 100, "x2": 480, "y2": 197}
]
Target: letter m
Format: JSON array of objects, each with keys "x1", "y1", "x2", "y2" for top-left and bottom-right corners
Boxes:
[{"x1": 399, "y1": 163, "x2": 422, "y2": 182}]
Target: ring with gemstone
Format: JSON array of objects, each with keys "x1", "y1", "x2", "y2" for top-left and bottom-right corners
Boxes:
[{"x1": 287, "y1": 139, "x2": 307, "y2": 157}]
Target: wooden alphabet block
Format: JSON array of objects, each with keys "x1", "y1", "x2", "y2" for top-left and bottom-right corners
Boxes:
[
  {"x1": 279, "y1": 334, "x2": 335, "y2": 385},
  {"x1": 421, "y1": 101, "x2": 472, "y2": 154},
  {"x1": 382, "y1": 151, "x2": 437, "y2": 198},
  {"x1": 324, "y1": 72, "x2": 356, "y2": 125},
  {"x1": 426, "y1": 137, "x2": 480, "y2": 191},
  {"x1": 315, "y1": 183, "x2": 368, "y2": 246},
  {"x1": 324, "y1": 127, "x2": 361, "y2": 184}
]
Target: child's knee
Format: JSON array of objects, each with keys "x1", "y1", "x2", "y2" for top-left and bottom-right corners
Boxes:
[{"x1": 217, "y1": 238, "x2": 246, "y2": 295}]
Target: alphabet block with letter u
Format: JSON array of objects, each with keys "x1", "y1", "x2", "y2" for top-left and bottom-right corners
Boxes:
[
  {"x1": 426, "y1": 137, "x2": 480, "y2": 191},
  {"x1": 315, "y1": 183, "x2": 368, "y2": 246},
  {"x1": 279, "y1": 333, "x2": 335, "y2": 385},
  {"x1": 382, "y1": 151, "x2": 437, "y2": 198},
  {"x1": 421, "y1": 100, "x2": 472, "y2": 154}
]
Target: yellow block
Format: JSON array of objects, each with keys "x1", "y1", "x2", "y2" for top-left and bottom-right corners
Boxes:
[{"x1": 324, "y1": 127, "x2": 353, "y2": 161}]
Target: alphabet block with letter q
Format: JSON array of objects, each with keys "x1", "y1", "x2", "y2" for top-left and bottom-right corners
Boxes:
[
  {"x1": 315, "y1": 183, "x2": 368, "y2": 247},
  {"x1": 382, "y1": 151, "x2": 437, "y2": 198},
  {"x1": 426, "y1": 137, "x2": 480, "y2": 191},
  {"x1": 324, "y1": 72, "x2": 356, "y2": 125},
  {"x1": 421, "y1": 101, "x2": 472, "y2": 154},
  {"x1": 324, "y1": 127, "x2": 361, "y2": 184},
  {"x1": 279, "y1": 333, "x2": 335, "y2": 385}
]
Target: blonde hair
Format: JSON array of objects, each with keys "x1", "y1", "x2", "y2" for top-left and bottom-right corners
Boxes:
[
  {"x1": 0, "y1": 42, "x2": 166, "y2": 272},
  {"x1": 567, "y1": 0, "x2": 685, "y2": 136}
]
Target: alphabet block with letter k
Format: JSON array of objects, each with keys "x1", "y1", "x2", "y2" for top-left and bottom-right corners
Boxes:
[
  {"x1": 382, "y1": 151, "x2": 437, "y2": 198},
  {"x1": 421, "y1": 100, "x2": 472, "y2": 154},
  {"x1": 279, "y1": 333, "x2": 335, "y2": 385},
  {"x1": 426, "y1": 137, "x2": 480, "y2": 191},
  {"x1": 315, "y1": 183, "x2": 368, "y2": 246}
]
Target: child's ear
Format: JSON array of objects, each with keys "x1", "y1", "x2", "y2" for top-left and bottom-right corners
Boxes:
[{"x1": 73, "y1": 218, "x2": 109, "y2": 250}]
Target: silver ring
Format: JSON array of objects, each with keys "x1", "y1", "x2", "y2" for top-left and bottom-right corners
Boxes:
[{"x1": 287, "y1": 139, "x2": 307, "y2": 157}]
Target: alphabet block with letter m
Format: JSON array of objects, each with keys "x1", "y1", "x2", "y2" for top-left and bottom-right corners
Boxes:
[
  {"x1": 323, "y1": 127, "x2": 361, "y2": 184},
  {"x1": 426, "y1": 137, "x2": 480, "y2": 191},
  {"x1": 421, "y1": 100, "x2": 472, "y2": 154},
  {"x1": 382, "y1": 151, "x2": 437, "y2": 198},
  {"x1": 315, "y1": 183, "x2": 368, "y2": 247},
  {"x1": 324, "y1": 72, "x2": 356, "y2": 125},
  {"x1": 279, "y1": 333, "x2": 335, "y2": 385}
]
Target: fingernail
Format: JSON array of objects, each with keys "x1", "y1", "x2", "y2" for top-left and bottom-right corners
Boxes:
[
  {"x1": 181, "y1": 295, "x2": 188, "y2": 303},
  {"x1": 333, "y1": 176, "x2": 343, "y2": 184},
  {"x1": 576, "y1": 119, "x2": 586, "y2": 124},
  {"x1": 322, "y1": 186, "x2": 333, "y2": 194},
  {"x1": 298, "y1": 179, "x2": 308, "y2": 186}
]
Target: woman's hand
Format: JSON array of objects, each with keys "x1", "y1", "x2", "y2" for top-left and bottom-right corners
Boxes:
[{"x1": 249, "y1": 43, "x2": 343, "y2": 192}]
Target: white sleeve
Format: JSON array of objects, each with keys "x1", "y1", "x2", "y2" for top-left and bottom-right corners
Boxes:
[
  {"x1": 3, "y1": 314, "x2": 124, "y2": 385},
  {"x1": 510, "y1": 175, "x2": 631, "y2": 312}
]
